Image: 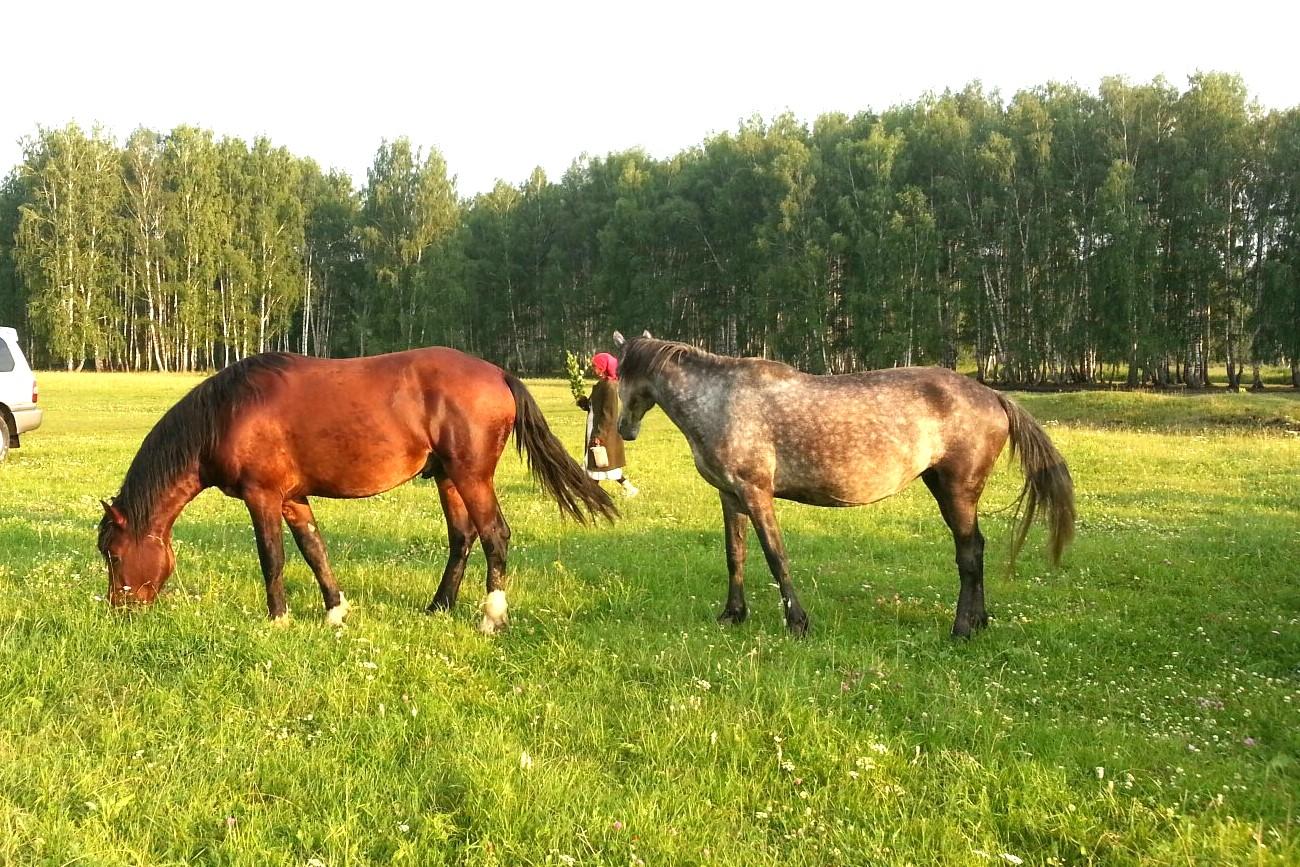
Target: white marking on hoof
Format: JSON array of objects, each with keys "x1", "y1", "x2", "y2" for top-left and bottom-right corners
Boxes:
[
  {"x1": 325, "y1": 592, "x2": 350, "y2": 627},
  {"x1": 479, "y1": 590, "x2": 509, "y2": 635},
  {"x1": 271, "y1": 613, "x2": 292, "y2": 628}
]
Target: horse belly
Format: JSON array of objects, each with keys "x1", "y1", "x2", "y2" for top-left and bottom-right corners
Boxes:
[
  {"x1": 774, "y1": 429, "x2": 933, "y2": 507},
  {"x1": 223, "y1": 415, "x2": 427, "y2": 500},
  {"x1": 776, "y1": 464, "x2": 917, "y2": 507},
  {"x1": 300, "y1": 435, "x2": 428, "y2": 499}
]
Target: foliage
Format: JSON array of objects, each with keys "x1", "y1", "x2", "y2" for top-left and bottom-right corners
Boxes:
[
  {"x1": 564, "y1": 349, "x2": 589, "y2": 401},
  {"x1": 2, "y1": 76, "x2": 1299, "y2": 386}
]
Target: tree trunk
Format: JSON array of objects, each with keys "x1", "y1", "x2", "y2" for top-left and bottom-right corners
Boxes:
[{"x1": 1249, "y1": 363, "x2": 1264, "y2": 392}]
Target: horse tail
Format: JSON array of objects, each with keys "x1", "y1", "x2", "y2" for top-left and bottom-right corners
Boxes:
[
  {"x1": 996, "y1": 394, "x2": 1076, "y2": 571},
  {"x1": 503, "y1": 374, "x2": 618, "y2": 525}
]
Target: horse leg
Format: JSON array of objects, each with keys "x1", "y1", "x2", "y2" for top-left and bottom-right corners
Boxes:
[
  {"x1": 282, "y1": 497, "x2": 348, "y2": 626},
  {"x1": 922, "y1": 468, "x2": 988, "y2": 638},
  {"x1": 245, "y1": 492, "x2": 289, "y2": 622},
  {"x1": 427, "y1": 475, "x2": 479, "y2": 613},
  {"x1": 455, "y1": 476, "x2": 512, "y2": 635},
  {"x1": 717, "y1": 491, "x2": 750, "y2": 625},
  {"x1": 737, "y1": 486, "x2": 809, "y2": 637}
]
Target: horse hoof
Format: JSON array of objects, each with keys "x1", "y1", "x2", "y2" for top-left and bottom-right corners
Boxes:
[
  {"x1": 324, "y1": 593, "x2": 350, "y2": 627},
  {"x1": 479, "y1": 590, "x2": 509, "y2": 635},
  {"x1": 951, "y1": 612, "x2": 987, "y2": 638},
  {"x1": 270, "y1": 613, "x2": 292, "y2": 628},
  {"x1": 717, "y1": 607, "x2": 748, "y2": 626},
  {"x1": 786, "y1": 614, "x2": 809, "y2": 638}
]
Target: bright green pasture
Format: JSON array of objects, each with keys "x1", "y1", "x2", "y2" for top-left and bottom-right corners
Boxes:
[{"x1": 1, "y1": 373, "x2": 1298, "y2": 866}]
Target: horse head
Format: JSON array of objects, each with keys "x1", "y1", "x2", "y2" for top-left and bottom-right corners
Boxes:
[
  {"x1": 98, "y1": 499, "x2": 176, "y2": 606},
  {"x1": 613, "y1": 330, "x2": 657, "y2": 441}
]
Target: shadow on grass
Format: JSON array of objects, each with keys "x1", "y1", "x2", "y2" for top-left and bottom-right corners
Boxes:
[{"x1": 1015, "y1": 389, "x2": 1300, "y2": 434}]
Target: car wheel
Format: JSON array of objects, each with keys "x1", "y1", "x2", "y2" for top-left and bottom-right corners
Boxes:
[{"x1": 0, "y1": 430, "x2": 8, "y2": 463}]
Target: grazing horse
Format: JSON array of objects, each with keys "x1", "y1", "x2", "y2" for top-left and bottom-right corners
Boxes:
[
  {"x1": 97, "y1": 349, "x2": 616, "y2": 633},
  {"x1": 613, "y1": 334, "x2": 1075, "y2": 637}
]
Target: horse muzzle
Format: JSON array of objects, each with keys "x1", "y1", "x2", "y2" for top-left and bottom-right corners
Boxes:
[{"x1": 108, "y1": 583, "x2": 158, "y2": 607}]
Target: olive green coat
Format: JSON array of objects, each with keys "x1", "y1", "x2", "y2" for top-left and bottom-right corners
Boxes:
[{"x1": 582, "y1": 379, "x2": 626, "y2": 470}]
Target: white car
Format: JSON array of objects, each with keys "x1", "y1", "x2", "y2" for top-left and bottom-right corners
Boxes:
[{"x1": 0, "y1": 326, "x2": 42, "y2": 462}]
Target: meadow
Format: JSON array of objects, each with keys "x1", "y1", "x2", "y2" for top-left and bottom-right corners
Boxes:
[{"x1": 0, "y1": 372, "x2": 1298, "y2": 866}]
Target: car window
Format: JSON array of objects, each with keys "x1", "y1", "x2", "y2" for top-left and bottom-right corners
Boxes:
[{"x1": 0, "y1": 338, "x2": 14, "y2": 373}]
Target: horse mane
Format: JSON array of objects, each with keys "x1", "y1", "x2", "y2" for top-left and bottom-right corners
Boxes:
[
  {"x1": 102, "y1": 354, "x2": 294, "y2": 540},
  {"x1": 620, "y1": 338, "x2": 736, "y2": 380},
  {"x1": 620, "y1": 337, "x2": 799, "y2": 383}
]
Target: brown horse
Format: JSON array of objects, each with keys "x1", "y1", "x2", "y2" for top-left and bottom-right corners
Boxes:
[
  {"x1": 97, "y1": 349, "x2": 616, "y2": 632},
  {"x1": 613, "y1": 334, "x2": 1075, "y2": 638}
]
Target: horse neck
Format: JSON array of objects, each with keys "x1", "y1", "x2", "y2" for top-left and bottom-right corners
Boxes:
[
  {"x1": 131, "y1": 470, "x2": 204, "y2": 540},
  {"x1": 651, "y1": 356, "x2": 730, "y2": 445}
]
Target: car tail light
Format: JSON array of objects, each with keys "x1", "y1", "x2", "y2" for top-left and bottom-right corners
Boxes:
[{"x1": 32, "y1": 380, "x2": 38, "y2": 403}]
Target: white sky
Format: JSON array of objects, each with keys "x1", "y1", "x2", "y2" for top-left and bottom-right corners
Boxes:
[{"x1": 5, "y1": 0, "x2": 1298, "y2": 197}]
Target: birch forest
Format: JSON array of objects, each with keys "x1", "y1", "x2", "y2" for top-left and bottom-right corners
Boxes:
[{"x1": 2, "y1": 73, "x2": 1298, "y2": 386}]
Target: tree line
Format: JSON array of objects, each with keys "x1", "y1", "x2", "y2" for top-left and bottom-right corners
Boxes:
[{"x1": 1, "y1": 72, "x2": 1298, "y2": 387}]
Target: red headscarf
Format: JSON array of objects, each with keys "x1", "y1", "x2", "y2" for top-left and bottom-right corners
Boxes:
[{"x1": 592, "y1": 352, "x2": 618, "y2": 381}]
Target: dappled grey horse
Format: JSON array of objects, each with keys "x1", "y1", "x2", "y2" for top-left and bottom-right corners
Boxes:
[{"x1": 613, "y1": 333, "x2": 1075, "y2": 637}]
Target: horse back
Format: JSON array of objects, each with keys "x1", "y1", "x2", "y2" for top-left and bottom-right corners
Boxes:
[
  {"x1": 209, "y1": 348, "x2": 515, "y2": 498},
  {"x1": 732, "y1": 365, "x2": 1009, "y2": 506}
]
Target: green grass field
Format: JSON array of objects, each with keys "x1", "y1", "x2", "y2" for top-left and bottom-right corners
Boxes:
[{"x1": 1, "y1": 373, "x2": 1298, "y2": 866}]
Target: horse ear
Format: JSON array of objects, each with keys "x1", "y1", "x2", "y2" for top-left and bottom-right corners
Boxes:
[
  {"x1": 612, "y1": 330, "x2": 625, "y2": 348},
  {"x1": 641, "y1": 330, "x2": 653, "y2": 339},
  {"x1": 101, "y1": 499, "x2": 126, "y2": 529}
]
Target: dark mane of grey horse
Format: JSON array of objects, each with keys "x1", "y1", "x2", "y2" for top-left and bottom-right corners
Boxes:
[
  {"x1": 101, "y1": 354, "x2": 293, "y2": 542},
  {"x1": 620, "y1": 337, "x2": 740, "y2": 380}
]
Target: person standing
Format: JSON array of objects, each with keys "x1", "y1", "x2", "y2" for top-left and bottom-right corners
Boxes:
[{"x1": 577, "y1": 352, "x2": 638, "y2": 498}]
